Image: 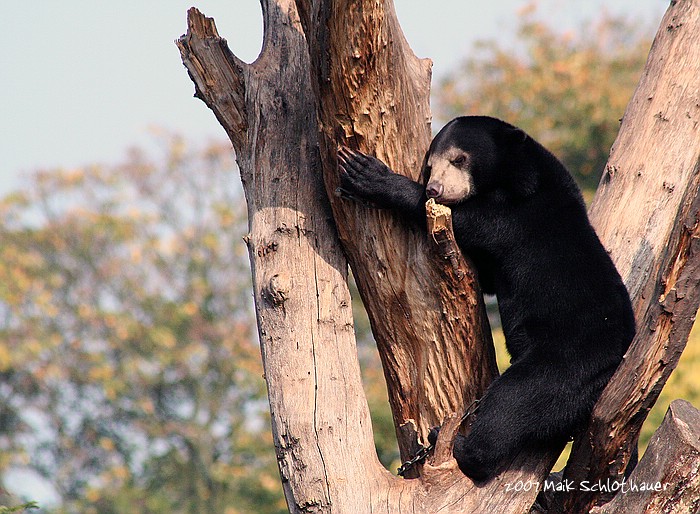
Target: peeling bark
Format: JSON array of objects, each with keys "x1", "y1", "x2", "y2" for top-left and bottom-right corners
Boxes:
[
  {"x1": 296, "y1": 0, "x2": 498, "y2": 464},
  {"x1": 426, "y1": 199, "x2": 468, "y2": 281}
]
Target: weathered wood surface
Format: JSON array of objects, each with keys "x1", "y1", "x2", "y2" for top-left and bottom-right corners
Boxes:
[
  {"x1": 426, "y1": 199, "x2": 467, "y2": 281},
  {"x1": 591, "y1": 400, "x2": 700, "y2": 514},
  {"x1": 296, "y1": 0, "x2": 498, "y2": 465},
  {"x1": 177, "y1": 5, "x2": 389, "y2": 512}
]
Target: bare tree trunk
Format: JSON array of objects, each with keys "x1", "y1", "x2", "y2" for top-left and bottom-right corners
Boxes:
[
  {"x1": 177, "y1": 0, "x2": 700, "y2": 512},
  {"x1": 177, "y1": 6, "x2": 386, "y2": 511}
]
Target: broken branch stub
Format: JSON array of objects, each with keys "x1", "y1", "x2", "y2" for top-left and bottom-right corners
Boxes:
[{"x1": 426, "y1": 198, "x2": 467, "y2": 281}]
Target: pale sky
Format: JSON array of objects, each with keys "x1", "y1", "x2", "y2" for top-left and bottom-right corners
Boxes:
[{"x1": 1, "y1": 1, "x2": 667, "y2": 194}]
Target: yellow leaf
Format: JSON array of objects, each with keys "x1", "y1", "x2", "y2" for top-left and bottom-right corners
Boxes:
[
  {"x1": 0, "y1": 345, "x2": 11, "y2": 371},
  {"x1": 183, "y1": 302, "x2": 198, "y2": 316},
  {"x1": 99, "y1": 437, "x2": 115, "y2": 452}
]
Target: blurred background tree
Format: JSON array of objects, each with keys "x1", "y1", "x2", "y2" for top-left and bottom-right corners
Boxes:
[
  {"x1": 0, "y1": 5, "x2": 697, "y2": 514},
  {"x1": 436, "y1": 4, "x2": 651, "y2": 193},
  {"x1": 0, "y1": 136, "x2": 285, "y2": 513}
]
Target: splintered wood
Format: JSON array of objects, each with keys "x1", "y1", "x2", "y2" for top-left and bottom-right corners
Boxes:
[{"x1": 426, "y1": 198, "x2": 466, "y2": 281}]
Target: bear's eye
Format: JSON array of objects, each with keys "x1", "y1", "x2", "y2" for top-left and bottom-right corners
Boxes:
[{"x1": 451, "y1": 155, "x2": 466, "y2": 166}]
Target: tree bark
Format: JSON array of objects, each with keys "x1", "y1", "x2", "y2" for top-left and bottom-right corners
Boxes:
[
  {"x1": 177, "y1": 0, "x2": 700, "y2": 512},
  {"x1": 177, "y1": 6, "x2": 387, "y2": 511},
  {"x1": 296, "y1": 0, "x2": 498, "y2": 465},
  {"x1": 590, "y1": 400, "x2": 700, "y2": 514}
]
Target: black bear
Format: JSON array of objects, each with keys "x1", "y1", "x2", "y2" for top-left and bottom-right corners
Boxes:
[{"x1": 337, "y1": 116, "x2": 635, "y2": 481}]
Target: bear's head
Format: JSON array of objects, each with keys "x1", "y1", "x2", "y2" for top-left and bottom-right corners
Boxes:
[{"x1": 422, "y1": 116, "x2": 536, "y2": 204}]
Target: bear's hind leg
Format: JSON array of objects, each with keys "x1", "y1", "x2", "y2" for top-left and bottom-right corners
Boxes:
[{"x1": 453, "y1": 358, "x2": 593, "y2": 481}]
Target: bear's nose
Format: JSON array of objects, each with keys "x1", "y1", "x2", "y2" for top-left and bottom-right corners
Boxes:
[{"x1": 426, "y1": 182, "x2": 444, "y2": 198}]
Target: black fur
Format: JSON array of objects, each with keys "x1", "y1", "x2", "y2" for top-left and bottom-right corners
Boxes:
[{"x1": 337, "y1": 116, "x2": 635, "y2": 481}]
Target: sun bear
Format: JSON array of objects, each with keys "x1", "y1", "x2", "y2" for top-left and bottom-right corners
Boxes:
[{"x1": 336, "y1": 115, "x2": 635, "y2": 481}]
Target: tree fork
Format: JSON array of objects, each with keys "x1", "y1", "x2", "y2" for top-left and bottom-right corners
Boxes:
[{"x1": 178, "y1": 0, "x2": 700, "y2": 512}]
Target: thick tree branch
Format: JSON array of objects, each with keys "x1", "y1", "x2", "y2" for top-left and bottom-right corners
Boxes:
[
  {"x1": 177, "y1": 10, "x2": 247, "y2": 150},
  {"x1": 296, "y1": 0, "x2": 497, "y2": 467},
  {"x1": 591, "y1": 400, "x2": 700, "y2": 514},
  {"x1": 555, "y1": 1, "x2": 700, "y2": 511}
]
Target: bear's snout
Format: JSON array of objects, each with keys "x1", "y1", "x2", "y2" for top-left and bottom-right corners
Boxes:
[{"x1": 426, "y1": 182, "x2": 444, "y2": 199}]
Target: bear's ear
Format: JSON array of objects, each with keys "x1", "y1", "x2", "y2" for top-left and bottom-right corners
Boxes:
[{"x1": 501, "y1": 126, "x2": 528, "y2": 146}]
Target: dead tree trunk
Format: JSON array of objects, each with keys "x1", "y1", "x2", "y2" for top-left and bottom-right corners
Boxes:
[
  {"x1": 295, "y1": 0, "x2": 498, "y2": 464},
  {"x1": 177, "y1": 8, "x2": 384, "y2": 511},
  {"x1": 177, "y1": 0, "x2": 700, "y2": 512}
]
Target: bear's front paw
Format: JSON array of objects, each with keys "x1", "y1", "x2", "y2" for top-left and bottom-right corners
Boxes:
[{"x1": 336, "y1": 146, "x2": 393, "y2": 206}]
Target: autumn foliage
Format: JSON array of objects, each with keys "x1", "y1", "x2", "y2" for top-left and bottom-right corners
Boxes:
[{"x1": 0, "y1": 137, "x2": 285, "y2": 513}]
